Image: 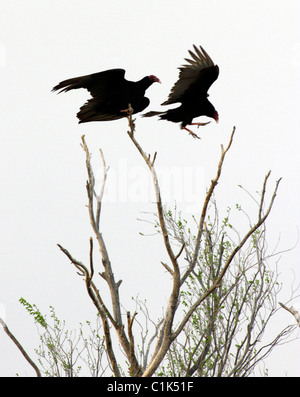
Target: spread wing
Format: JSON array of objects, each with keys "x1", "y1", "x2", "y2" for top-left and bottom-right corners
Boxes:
[
  {"x1": 52, "y1": 69, "x2": 126, "y2": 100},
  {"x1": 162, "y1": 45, "x2": 219, "y2": 106}
]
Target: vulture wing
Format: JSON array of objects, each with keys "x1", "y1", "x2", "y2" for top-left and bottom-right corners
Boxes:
[
  {"x1": 162, "y1": 45, "x2": 219, "y2": 106},
  {"x1": 52, "y1": 69, "x2": 126, "y2": 101},
  {"x1": 52, "y1": 68, "x2": 160, "y2": 123}
]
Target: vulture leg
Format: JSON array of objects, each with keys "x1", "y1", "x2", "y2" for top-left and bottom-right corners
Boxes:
[
  {"x1": 189, "y1": 121, "x2": 211, "y2": 128},
  {"x1": 120, "y1": 104, "x2": 135, "y2": 129},
  {"x1": 182, "y1": 126, "x2": 201, "y2": 139},
  {"x1": 120, "y1": 104, "x2": 134, "y2": 114}
]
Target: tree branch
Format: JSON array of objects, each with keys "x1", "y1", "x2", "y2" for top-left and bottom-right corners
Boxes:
[
  {"x1": 126, "y1": 109, "x2": 182, "y2": 377},
  {"x1": 127, "y1": 311, "x2": 141, "y2": 376},
  {"x1": 181, "y1": 126, "x2": 236, "y2": 286},
  {"x1": 172, "y1": 173, "x2": 281, "y2": 340},
  {"x1": 95, "y1": 148, "x2": 109, "y2": 229},
  {"x1": 81, "y1": 135, "x2": 123, "y2": 325},
  {"x1": 57, "y1": 242, "x2": 121, "y2": 376},
  {"x1": 80, "y1": 135, "x2": 143, "y2": 376},
  {"x1": 279, "y1": 302, "x2": 300, "y2": 327},
  {"x1": 0, "y1": 318, "x2": 41, "y2": 377}
]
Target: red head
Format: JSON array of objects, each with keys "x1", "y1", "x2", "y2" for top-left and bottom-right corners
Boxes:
[
  {"x1": 149, "y1": 75, "x2": 161, "y2": 83},
  {"x1": 214, "y1": 110, "x2": 219, "y2": 123}
]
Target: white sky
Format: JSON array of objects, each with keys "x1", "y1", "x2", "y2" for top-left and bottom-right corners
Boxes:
[{"x1": 0, "y1": 0, "x2": 299, "y2": 376}]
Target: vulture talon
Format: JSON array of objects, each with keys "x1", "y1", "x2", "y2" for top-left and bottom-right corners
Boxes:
[
  {"x1": 182, "y1": 127, "x2": 201, "y2": 139},
  {"x1": 190, "y1": 121, "x2": 211, "y2": 128},
  {"x1": 120, "y1": 105, "x2": 134, "y2": 114}
]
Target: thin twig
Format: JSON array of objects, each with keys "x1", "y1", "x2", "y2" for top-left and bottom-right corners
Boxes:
[
  {"x1": 95, "y1": 148, "x2": 109, "y2": 229},
  {"x1": 259, "y1": 170, "x2": 271, "y2": 220},
  {"x1": 89, "y1": 237, "x2": 94, "y2": 281},
  {"x1": 161, "y1": 261, "x2": 174, "y2": 275},
  {"x1": 175, "y1": 243, "x2": 186, "y2": 260}
]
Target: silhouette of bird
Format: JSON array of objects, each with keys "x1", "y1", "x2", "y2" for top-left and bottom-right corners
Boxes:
[
  {"x1": 52, "y1": 68, "x2": 160, "y2": 123},
  {"x1": 143, "y1": 45, "x2": 219, "y2": 138}
]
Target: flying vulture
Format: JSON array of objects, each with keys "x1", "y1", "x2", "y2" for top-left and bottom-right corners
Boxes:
[
  {"x1": 52, "y1": 69, "x2": 161, "y2": 123},
  {"x1": 143, "y1": 45, "x2": 219, "y2": 138}
]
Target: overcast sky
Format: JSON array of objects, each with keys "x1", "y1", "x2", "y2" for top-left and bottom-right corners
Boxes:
[{"x1": 0, "y1": 0, "x2": 299, "y2": 376}]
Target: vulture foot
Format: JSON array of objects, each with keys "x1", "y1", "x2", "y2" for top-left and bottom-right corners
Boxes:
[{"x1": 182, "y1": 126, "x2": 201, "y2": 139}]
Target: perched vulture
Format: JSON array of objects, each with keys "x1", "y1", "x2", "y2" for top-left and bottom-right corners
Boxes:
[
  {"x1": 143, "y1": 45, "x2": 219, "y2": 138},
  {"x1": 52, "y1": 69, "x2": 161, "y2": 123}
]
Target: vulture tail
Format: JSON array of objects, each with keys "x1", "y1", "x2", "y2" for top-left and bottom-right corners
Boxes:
[
  {"x1": 52, "y1": 76, "x2": 88, "y2": 94},
  {"x1": 77, "y1": 100, "x2": 122, "y2": 123},
  {"x1": 142, "y1": 111, "x2": 164, "y2": 118}
]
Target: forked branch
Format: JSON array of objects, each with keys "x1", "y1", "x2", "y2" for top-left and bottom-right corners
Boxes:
[
  {"x1": 126, "y1": 110, "x2": 237, "y2": 376},
  {"x1": 57, "y1": 242, "x2": 121, "y2": 377},
  {"x1": 126, "y1": 109, "x2": 182, "y2": 376},
  {"x1": 181, "y1": 126, "x2": 236, "y2": 286},
  {"x1": 59, "y1": 135, "x2": 142, "y2": 376}
]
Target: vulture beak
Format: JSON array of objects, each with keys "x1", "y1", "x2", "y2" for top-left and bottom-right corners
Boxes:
[
  {"x1": 214, "y1": 111, "x2": 219, "y2": 123},
  {"x1": 150, "y1": 75, "x2": 161, "y2": 83}
]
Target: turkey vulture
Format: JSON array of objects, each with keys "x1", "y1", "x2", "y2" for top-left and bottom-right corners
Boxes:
[
  {"x1": 143, "y1": 45, "x2": 219, "y2": 138},
  {"x1": 52, "y1": 69, "x2": 161, "y2": 123}
]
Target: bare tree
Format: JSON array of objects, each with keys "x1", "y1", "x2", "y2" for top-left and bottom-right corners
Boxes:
[
  {"x1": 1, "y1": 110, "x2": 299, "y2": 376},
  {"x1": 56, "y1": 110, "x2": 298, "y2": 377}
]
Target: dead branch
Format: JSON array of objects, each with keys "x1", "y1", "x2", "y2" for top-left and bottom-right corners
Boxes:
[
  {"x1": 89, "y1": 236, "x2": 94, "y2": 281},
  {"x1": 126, "y1": 112, "x2": 178, "y2": 272},
  {"x1": 180, "y1": 126, "x2": 236, "y2": 286},
  {"x1": 0, "y1": 318, "x2": 41, "y2": 377},
  {"x1": 57, "y1": 242, "x2": 121, "y2": 376},
  {"x1": 279, "y1": 302, "x2": 300, "y2": 327},
  {"x1": 175, "y1": 243, "x2": 186, "y2": 260},
  {"x1": 126, "y1": 109, "x2": 183, "y2": 376},
  {"x1": 94, "y1": 148, "x2": 109, "y2": 229},
  {"x1": 81, "y1": 135, "x2": 123, "y2": 324},
  {"x1": 80, "y1": 135, "x2": 142, "y2": 376},
  {"x1": 127, "y1": 311, "x2": 139, "y2": 376},
  {"x1": 161, "y1": 261, "x2": 173, "y2": 275}
]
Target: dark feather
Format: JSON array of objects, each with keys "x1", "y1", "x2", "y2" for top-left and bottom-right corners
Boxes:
[
  {"x1": 52, "y1": 69, "x2": 160, "y2": 123},
  {"x1": 162, "y1": 45, "x2": 219, "y2": 106},
  {"x1": 142, "y1": 45, "x2": 219, "y2": 137}
]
